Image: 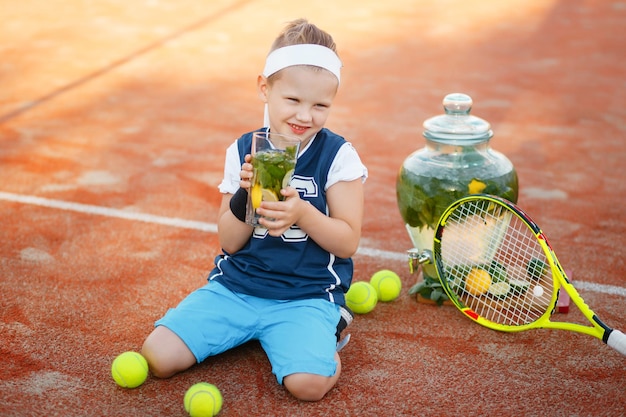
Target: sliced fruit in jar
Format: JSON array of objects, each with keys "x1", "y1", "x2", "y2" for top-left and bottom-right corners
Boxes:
[
  {"x1": 468, "y1": 178, "x2": 487, "y2": 194},
  {"x1": 488, "y1": 281, "x2": 511, "y2": 299},
  {"x1": 476, "y1": 260, "x2": 507, "y2": 283},
  {"x1": 465, "y1": 268, "x2": 492, "y2": 296}
]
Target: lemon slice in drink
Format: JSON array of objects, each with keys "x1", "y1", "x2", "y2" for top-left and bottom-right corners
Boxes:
[
  {"x1": 250, "y1": 184, "x2": 262, "y2": 209},
  {"x1": 261, "y1": 188, "x2": 278, "y2": 202},
  {"x1": 282, "y1": 169, "x2": 295, "y2": 189}
]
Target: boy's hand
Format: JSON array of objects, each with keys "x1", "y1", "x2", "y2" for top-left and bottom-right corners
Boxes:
[
  {"x1": 257, "y1": 187, "x2": 304, "y2": 236},
  {"x1": 239, "y1": 154, "x2": 254, "y2": 190}
]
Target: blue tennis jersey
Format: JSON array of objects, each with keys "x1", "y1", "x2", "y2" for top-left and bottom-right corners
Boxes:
[{"x1": 209, "y1": 128, "x2": 353, "y2": 305}]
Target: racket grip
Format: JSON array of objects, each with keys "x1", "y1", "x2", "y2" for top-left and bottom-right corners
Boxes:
[{"x1": 606, "y1": 330, "x2": 626, "y2": 356}]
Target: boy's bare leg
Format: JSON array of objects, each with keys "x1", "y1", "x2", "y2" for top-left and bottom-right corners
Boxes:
[
  {"x1": 141, "y1": 326, "x2": 196, "y2": 379},
  {"x1": 283, "y1": 352, "x2": 342, "y2": 401}
]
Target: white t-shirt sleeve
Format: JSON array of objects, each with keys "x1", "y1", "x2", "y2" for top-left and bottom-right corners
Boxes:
[
  {"x1": 218, "y1": 140, "x2": 368, "y2": 194},
  {"x1": 218, "y1": 141, "x2": 242, "y2": 194},
  {"x1": 326, "y1": 142, "x2": 368, "y2": 191}
]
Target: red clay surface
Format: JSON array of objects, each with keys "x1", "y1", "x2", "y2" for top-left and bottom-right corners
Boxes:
[{"x1": 1, "y1": 1, "x2": 625, "y2": 416}]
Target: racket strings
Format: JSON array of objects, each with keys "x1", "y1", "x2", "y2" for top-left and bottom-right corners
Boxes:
[{"x1": 440, "y1": 200, "x2": 554, "y2": 327}]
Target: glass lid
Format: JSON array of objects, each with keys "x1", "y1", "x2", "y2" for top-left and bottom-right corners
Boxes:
[{"x1": 423, "y1": 93, "x2": 493, "y2": 144}]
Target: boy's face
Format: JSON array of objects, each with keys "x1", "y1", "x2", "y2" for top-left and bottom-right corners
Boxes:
[{"x1": 258, "y1": 65, "x2": 338, "y2": 143}]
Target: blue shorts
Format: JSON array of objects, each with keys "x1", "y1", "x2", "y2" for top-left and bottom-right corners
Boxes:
[{"x1": 155, "y1": 281, "x2": 340, "y2": 384}]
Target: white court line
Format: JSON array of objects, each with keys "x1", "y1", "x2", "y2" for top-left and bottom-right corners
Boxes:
[
  {"x1": 0, "y1": 191, "x2": 217, "y2": 233},
  {"x1": 1, "y1": 190, "x2": 625, "y2": 298}
]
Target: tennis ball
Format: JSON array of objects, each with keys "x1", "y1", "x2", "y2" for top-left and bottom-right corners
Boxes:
[
  {"x1": 369, "y1": 269, "x2": 402, "y2": 302},
  {"x1": 346, "y1": 281, "x2": 378, "y2": 314},
  {"x1": 184, "y1": 382, "x2": 223, "y2": 417},
  {"x1": 111, "y1": 351, "x2": 149, "y2": 388}
]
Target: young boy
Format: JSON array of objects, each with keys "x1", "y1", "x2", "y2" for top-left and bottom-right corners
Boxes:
[{"x1": 141, "y1": 19, "x2": 367, "y2": 401}]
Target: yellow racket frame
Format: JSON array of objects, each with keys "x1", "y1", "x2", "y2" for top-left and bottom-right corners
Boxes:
[{"x1": 434, "y1": 194, "x2": 611, "y2": 342}]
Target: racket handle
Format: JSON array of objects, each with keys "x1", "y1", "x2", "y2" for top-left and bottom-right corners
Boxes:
[{"x1": 606, "y1": 330, "x2": 626, "y2": 356}]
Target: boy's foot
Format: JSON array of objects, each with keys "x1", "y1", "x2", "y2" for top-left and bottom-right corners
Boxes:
[
  {"x1": 335, "y1": 305, "x2": 354, "y2": 341},
  {"x1": 336, "y1": 333, "x2": 351, "y2": 352}
]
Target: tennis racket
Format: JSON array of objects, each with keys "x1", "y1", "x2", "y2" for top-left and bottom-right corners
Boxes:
[{"x1": 413, "y1": 194, "x2": 626, "y2": 355}]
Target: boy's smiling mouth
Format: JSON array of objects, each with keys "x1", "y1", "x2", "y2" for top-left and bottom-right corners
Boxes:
[{"x1": 289, "y1": 123, "x2": 309, "y2": 135}]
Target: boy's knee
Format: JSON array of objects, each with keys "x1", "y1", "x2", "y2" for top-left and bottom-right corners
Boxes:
[
  {"x1": 141, "y1": 326, "x2": 196, "y2": 379},
  {"x1": 283, "y1": 373, "x2": 336, "y2": 401},
  {"x1": 141, "y1": 339, "x2": 173, "y2": 379}
]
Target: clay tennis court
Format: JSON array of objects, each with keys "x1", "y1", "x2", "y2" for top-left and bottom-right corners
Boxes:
[{"x1": 1, "y1": 1, "x2": 625, "y2": 416}]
